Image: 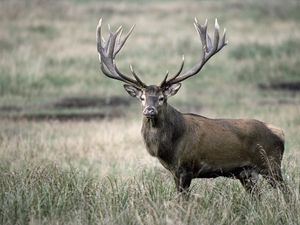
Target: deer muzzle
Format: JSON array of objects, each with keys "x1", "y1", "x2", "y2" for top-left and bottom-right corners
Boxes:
[{"x1": 143, "y1": 106, "x2": 158, "y2": 118}]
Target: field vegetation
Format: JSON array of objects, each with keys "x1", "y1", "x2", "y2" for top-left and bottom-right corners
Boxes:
[{"x1": 0, "y1": 0, "x2": 300, "y2": 224}]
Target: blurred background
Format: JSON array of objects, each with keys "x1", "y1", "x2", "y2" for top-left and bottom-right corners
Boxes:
[{"x1": 1, "y1": 0, "x2": 299, "y2": 121}]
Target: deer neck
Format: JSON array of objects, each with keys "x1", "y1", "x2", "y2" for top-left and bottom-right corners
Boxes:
[{"x1": 141, "y1": 103, "x2": 185, "y2": 161}]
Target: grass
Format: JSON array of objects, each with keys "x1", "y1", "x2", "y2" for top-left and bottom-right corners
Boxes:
[
  {"x1": 230, "y1": 39, "x2": 300, "y2": 84},
  {"x1": 230, "y1": 39, "x2": 300, "y2": 60},
  {"x1": 0, "y1": 0, "x2": 300, "y2": 224},
  {"x1": 0, "y1": 118, "x2": 299, "y2": 225},
  {"x1": 1, "y1": 161, "x2": 300, "y2": 225}
]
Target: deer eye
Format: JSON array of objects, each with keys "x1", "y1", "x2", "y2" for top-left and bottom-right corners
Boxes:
[{"x1": 158, "y1": 96, "x2": 164, "y2": 102}]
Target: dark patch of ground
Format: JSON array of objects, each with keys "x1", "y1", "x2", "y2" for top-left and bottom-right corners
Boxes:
[
  {"x1": 0, "y1": 106, "x2": 22, "y2": 112},
  {"x1": 0, "y1": 96, "x2": 131, "y2": 121},
  {"x1": 258, "y1": 99, "x2": 298, "y2": 106},
  {"x1": 258, "y1": 81, "x2": 300, "y2": 92},
  {"x1": 6, "y1": 111, "x2": 122, "y2": 122},
  {"x1": 52, "y1": 96, "x2": 130, "y2": 109}
]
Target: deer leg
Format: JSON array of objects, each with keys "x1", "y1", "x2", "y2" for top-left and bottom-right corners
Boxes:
[
  {"x1": 238, "y1": 169, "x2": 259, "y2": 195},
  {"x1": 261, "y1": 163, "x2": 288, "y2": 193},
  {"x1": 174, "y1": 170, "x2": 192, "y2": 194}
]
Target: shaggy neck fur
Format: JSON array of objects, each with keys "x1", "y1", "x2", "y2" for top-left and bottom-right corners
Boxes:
[{"x1": 141, "y1": 103, "x2": 185, "y2": 164}]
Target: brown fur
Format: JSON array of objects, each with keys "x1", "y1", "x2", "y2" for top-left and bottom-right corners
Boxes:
[{"x1": 142, "y1": 101, "x2": 285, "y2": 194}]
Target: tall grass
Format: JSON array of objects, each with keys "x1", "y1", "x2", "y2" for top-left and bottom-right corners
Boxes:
[
  {"x1": 1, "y1": 162, "x2": 299, "y2": 225},
  {"x1": 0, "y1": 0, "x2": 300, "y2": 224},
  {"x1": 0, "y1": 118, "x2": 299, "y2": 225}
]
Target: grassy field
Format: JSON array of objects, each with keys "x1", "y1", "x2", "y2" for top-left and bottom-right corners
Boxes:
[{"x1": 1, "y1": 0, "x2": 300, "y2": 224}]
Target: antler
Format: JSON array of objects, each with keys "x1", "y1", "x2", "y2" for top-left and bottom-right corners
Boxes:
[
  {"x1": 96, "y1": 18, "x2": 147, "y2": 88},
  {"x1": 161, "y1": 18, "x2": 227, "y2": 87}
]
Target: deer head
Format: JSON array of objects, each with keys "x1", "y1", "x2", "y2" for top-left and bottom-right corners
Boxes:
[{"x1": 96, "y1": 18, "x2": 227, "y2": 119}]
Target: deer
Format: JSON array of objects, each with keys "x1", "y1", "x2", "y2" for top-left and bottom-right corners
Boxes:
[{"x1": 96, "y1": 18, "x2": 286, "y2": 195}]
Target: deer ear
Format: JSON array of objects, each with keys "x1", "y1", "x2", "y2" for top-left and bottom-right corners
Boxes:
[
  {"x1": 123, "y1": 84, "x2": 142, "y2": 98},
  {"x1": 163, "y1": 83, "x2": 181, "y2": 97}
]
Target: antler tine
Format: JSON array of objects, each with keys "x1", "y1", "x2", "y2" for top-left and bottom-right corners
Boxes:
[
  {"x1": 130, "y1": 64, "x2": 147, "y2": 87},
  {"x1": 160, "y1": 71, "x2": 169, "y2": 87},
  {"x1": 196, "y1": 18, "x2": 208, "y2": 54},
  {"x1": 221, "y1": 27, "x2": 227, "y2": 46},
  {"x1": 107, "y1": 26, "x2": 122, "y2": 59},
  {"x1": 114, "y1": 25, "x2": 135, "y2": 57},
  {"x1": 161, "y1": 55, "x2": 185, "y2": 87},
  {"x1": 96, "y1": 19, "x2": 146, "y2": 88},
  {"x1": 163, "y1": 18, "x2": 227, "y2": 86},
  {"x1": 212, "y1": 18, "x2": 220, "y2": 52},
  {"x1": 96, "y1": 18, "x2": 103, "y2": 52}
]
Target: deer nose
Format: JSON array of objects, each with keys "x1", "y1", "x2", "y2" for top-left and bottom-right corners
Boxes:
[{"x1": 143, "y1": 106, "x2": 157, "y2": 118}]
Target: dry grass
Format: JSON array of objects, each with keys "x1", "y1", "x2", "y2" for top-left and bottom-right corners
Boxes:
[
  {"x1": 0, "y1": 0, "x2": 300, "y2": 224},
  {"x1": 1, "y1": 118, "x2": 299, "y2": 225},
  {"x1": 0, "y1": 119, "x2": 156, "y2": 176}
]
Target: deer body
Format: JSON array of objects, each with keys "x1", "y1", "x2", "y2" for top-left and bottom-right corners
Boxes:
[
  {"x1": 142, "y1": 101, "x2": 284, "y2": 192},
  {"x1": 96, "y1": 18, "x2": 286, "y2": 194}
]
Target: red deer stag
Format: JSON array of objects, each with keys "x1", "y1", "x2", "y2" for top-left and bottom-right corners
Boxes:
[{"x1": 96, "y1": 18, "x2": 286, "y2": 194}]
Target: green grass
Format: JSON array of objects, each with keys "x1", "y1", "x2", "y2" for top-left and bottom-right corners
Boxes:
[
  {"x1": 230, "y1": 39, "x2": 300, "y2": 60},
  {"x1": 1, "y1": 0, "x2": 300, "y2": 224}
]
